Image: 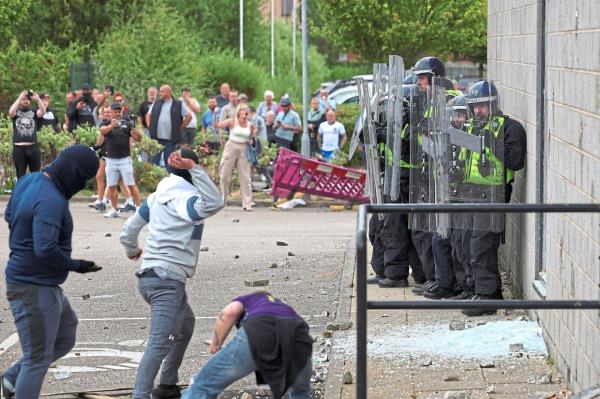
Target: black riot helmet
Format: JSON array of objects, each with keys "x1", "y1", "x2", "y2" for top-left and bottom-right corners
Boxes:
[
  {"x1": 465, "y1": 80, "x2": 500, "y2": 120},
  {"x1": 448, "y1": 95, "x2": 467, "y2": 129},
  {"x1": 412, "y1": 56, "x2": 446, "y2": 77}
]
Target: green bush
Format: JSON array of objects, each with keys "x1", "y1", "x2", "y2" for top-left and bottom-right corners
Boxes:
[{"x1": 0, "y1": 40, "x2": 85, "y2": 112}]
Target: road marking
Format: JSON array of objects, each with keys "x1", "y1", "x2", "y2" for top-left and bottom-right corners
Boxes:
[{"x1": 0, "y1": 333, "x2": 19, "y2": 356}]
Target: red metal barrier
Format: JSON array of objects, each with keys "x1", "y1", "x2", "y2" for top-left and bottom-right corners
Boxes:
[{"x1": 271, "y1": 148, "x2": 369, "y2": 203}]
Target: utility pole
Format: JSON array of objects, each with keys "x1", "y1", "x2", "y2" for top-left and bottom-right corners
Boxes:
[
  {"x1": 292, "y1": 0, "x2": 297, "y2": 72},
  {"x1": 300, "y1": 0, "x2": 309, "y2": 158},
  {"x1": 239, "y1": 0, "x2": 244, "y2": 59},
  {"x1": 271, "y1": 0, "x2": 275, "y2": 77}
]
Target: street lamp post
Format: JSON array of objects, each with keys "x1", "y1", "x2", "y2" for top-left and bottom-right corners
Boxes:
[
  {"x1": 271, "y1": 0, "x2": 275, "y2": 77},
  {"x1": 300, "y1": 0, "x2": 309, "y2": 158},
  {"x1": 292, "y1": 0, "x2": 297, "y2": 72},
  {"x1": 239, "y1": 0, "x2": 244, "y2": 59}
]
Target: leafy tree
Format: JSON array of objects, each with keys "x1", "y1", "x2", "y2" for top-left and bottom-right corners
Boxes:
[
  {"x1": 0, "y1": 0, "x2": 32, "y2": 47},
  {"x1": 311, "y1": 0, "x2": 487, "y2": 66},
  {"x1": 92, "y1": 1, "x2": 206, "y2": 108}
]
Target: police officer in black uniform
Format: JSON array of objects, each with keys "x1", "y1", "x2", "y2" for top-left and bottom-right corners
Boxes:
[{"x1": 458, "y1": 81, "x2": 527, "y2": 316}]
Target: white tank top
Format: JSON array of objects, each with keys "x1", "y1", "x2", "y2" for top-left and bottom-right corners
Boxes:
[{"x1": 229, "y1": 120, "x2": 251, "y2": 143}]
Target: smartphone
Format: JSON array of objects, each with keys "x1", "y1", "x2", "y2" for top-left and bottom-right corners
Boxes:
[{"x1": 105, "y1": 85, "x2": 115, "y2": 96}]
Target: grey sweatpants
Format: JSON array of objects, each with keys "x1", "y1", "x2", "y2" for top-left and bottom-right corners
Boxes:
[{"x1": 133, "y1": 276, "x2": 196, "y2": 399}]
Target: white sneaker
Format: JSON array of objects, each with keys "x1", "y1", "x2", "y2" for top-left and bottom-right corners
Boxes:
[{"x1": 103, "y1": 208, "x2": 119, "y2": 218}]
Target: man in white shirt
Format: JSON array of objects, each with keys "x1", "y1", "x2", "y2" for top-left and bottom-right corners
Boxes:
[{"x1": 317, "y1": 109, "x2": 346, "y2": 161}]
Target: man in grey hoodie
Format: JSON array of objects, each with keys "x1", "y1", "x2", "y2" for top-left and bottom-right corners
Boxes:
[{"x1": 120, "y1": 148, "x2": 224, "y2": 399}]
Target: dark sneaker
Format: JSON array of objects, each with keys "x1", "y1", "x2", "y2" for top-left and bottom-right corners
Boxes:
[
  {"x1": 461, "y1": 295, "x2": 499, "y2": 317},
  {"x1": 367, "y1": 274, "x2": 385, "y2": 284},
  {"x1": 412, "y1": 280, "x2": 436, "y2": 295},
  {"x1": 423, "y1": 284, "x2": 458, "y2": 300},
  {"x1": 94, "y1": 201, "x2": 107, "y2": 212},
  {"x1": 152, "y1": 384, "x2": 181, "y2": 399},
  {"x1": 119, "y1": 203, "x2": 137, "y2": 213},
  {"x1": 0, "y1": 374, "x2": 15, "y2": 399},
  {"x1": 450, "y1": 289, "x2": 475, "y2": 300},
  {"x1": 378, "y1": 278, "x2": 409, "y2": 288}
]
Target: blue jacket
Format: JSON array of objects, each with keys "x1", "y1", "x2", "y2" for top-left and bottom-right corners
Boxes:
[{"x1": 5, "y1": 145, "x2": 99, "y2": 286}]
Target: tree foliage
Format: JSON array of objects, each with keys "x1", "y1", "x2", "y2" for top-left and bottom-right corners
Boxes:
[
  {"x1": 0, "y1": 0, "x2": 32, "y2": 47},
  {"x1": 311, "y1": 0, "x2": 487, "y2": 66}
]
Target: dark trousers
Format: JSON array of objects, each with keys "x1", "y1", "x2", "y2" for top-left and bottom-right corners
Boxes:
[
  {"x1": 380, "y1": 185, "x2": 426, "y2": 282},
  {"x1": 275, "y1": 136, "x2": 295, "y2": 151},
  {"x1": 4, "y1": 283, "x2": 78, "y2": 398},
  {"x1": 411, "y1": 230, "x2": 435, "y2": 282},
  {"x1": 432, "y1": 231, "x2": 466, "y2": 290},
  {"x1": 368, "y1": 215, "x2": 385, "y2": 276},
  {"x1": 152, "y1": 139, "x2": 177, "y2": 173},
  {"x1": 470, "y1": 230, "x2": 502, "y2": 296},
  {"x1": 13, "y1": 144, "x2": 41, "y2": 178}
]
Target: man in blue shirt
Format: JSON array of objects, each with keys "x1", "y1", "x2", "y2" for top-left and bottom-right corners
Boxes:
[
  {"x1": 201, "y1": 96, "x2": 221, "y2": 153},
  {"x1": 1, "y1": 145, "x2": 101, "y2": 398},
  {"x1": 274, "y1": 97, "x2": 301, "y2": 151}
]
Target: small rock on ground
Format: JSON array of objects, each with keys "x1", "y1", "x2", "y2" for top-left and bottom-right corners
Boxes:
[
  {"x1": 443, "y1": 391, "x2": 471, "y2": 399},
  {"x1": 510, "y1": 343, "x2": 524, "y2": 352},
  {"x1": 244, "y1": 279, "x2": 269, "y2": 287},
  {"x1": 342, "y1": 370, "x2": 353, "y2": 384},
  {"x1": 276, "y1": 240, "x2": 288, "y2": 246},
  {"x1": 231, "y1": 218, "x2": 240, "y2": 223},
  {"x1": 528, "y1": 373, "x2": 552, "y2": 385},
  {"x1": 240, "y1": 392, "x2": 253, "y2": 399}
]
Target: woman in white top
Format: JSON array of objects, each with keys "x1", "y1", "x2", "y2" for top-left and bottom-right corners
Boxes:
[{"x1": 214, "y1": 103, "x2": 256, "y2": 211}]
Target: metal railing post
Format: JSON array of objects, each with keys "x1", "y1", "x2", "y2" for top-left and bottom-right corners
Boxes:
[{"x1": 356, "y1": 205, "x2": 368, "y2": 399}]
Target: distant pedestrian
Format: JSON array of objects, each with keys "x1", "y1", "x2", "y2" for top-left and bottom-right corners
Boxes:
[
  {"x1": 317, "y1": 109, "x2": 346, "y2": 161},
  {"x1": 146, "y1": 85, "x2": 192, "y2": 172},
  {"x1": 39, "y1": 93, "x2": 61, "y2": 132},
  {"x1": 201, "y1": 96, "x2": 221, "y2": 153},
  {"x1": 182, "y1": 291, "x2": 313, "y2": 399},
  {"x1": 66, "y1": 83, "x2": 97, "y2": 131},
  {"x1": 249, "y1": 106, "x2": 267, "y2": 141},
  {"x1": 138, "y1": 87, "x2": 158, "y2": 137},
  {"x1": 218, "y1": 90, "x2": 239, "y2": 147},
  {"x1": 274, "y1": 97, "x2": 301, "y2": 151},
  {"x1": 216, "y1": 83, "x2": 230, "y2": 108},
  {"x1": 214, "y1": 103, "x2": 256, "y2": 211},
  {"x1": 8, "y1": 90, "x2": 46, "y2": 178},
  {"x1": 180, "y1": 87, "x2": 201, "y2": 149},
  {"x1": 307, "y1": 97, "x2": 325, "y2": 156},
  {"x1": 257, "y1": 90, "x2": 278, "y2": 120}
]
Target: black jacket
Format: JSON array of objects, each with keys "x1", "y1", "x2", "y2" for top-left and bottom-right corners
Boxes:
[{"x1": 244, "y1": 315, "x2": 313, "y2": 399}]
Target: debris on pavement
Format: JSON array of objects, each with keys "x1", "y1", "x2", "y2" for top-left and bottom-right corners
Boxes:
[
  {"x1": 81, "y1": 294, "x2": 91, "y2": 300},
  {"x1": 200, "y1": 247, "x2": 209, "y2": 252},
  {"x1": 245, "y1": 279, "x2": 269, "y2": 287},
  {"x1": 276, "y1": 240, "x2": 288, "y2": 246},
  {"x1": 104, "y1": 233, "x2": 111, "y2": 237},
  {"x1": 231, "y1": 218, "x2": 240, "y2": 223},
  {"x1": 510, "y1": 343, "x2": 524, "y2": 352},
  {"x1": 528, "y1": 373, "x2": 553, "y2": 385},
  {"x1": 342, "y1": 370, "x2": 353, "y2": 384}
]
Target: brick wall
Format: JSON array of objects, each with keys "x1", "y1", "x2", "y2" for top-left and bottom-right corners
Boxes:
[{"x1": 488, "y1": 0, "x2": 600, "y2": 392}]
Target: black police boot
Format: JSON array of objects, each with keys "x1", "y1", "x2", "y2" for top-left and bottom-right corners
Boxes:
[
  {"x1": 450, "y1": 287, "x2": 475, "y2": 300},
  {"x1": 377, "y1": 278, "x2": 409, "y2": 288},
  {"x1": 367, "y1": 274, "x2": 385, "y2": 284},
  {"x1": 152, "y1": 384, "x2": 181, "y2": 399},
  {"x1": 461, "y1": 294, "x2": 499, "y2": 317},
  {"x1": 412, "y1": 280, "x2": 436, "y2": 295},
  {"x1": 423, "y1": 284, "x2": 459, "y2": 300}
]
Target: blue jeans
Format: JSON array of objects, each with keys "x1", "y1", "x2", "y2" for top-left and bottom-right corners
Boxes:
[
  {"x1": 151, "y1": 139, "x2": 177, "y2": 173},
  {"x1": 3, "y1": 283, "x2": 78, "y2": 398},
  {"x1": 182, "y1": 328, "x2": 312, "y2": 399},
  {"x1": 133, "y1": 276, "x2": 196, "y2": 399}
]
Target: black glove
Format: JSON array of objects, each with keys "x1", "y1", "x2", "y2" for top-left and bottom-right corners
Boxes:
[{"x1": 76, "y1": 260, "x2": 102, "y2": 274}]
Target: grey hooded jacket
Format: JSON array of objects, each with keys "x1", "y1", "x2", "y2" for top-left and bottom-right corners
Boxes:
[{"x1": 120, "y1": 166, "x2": 224, "y2": 282}]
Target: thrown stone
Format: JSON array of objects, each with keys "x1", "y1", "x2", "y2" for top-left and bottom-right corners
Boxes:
[
  {"x1": 443, "y1": 391, "x2": 471, "y2": 399},
  {"x1": 287, "y1": 251, "x2": 295, "y2": 256},
  {"x1": 338, "y1": 321, "x2": 353, "y2": 330},
  {"x1": 486, "y1": 385, "x2": 496, "y2": 394},
  {"x1": 85, "y1": 246, "x2": 90, "y2": 249},
  {"x1": 81, "y1": 294, "x2": 91, "y2": 300},
  {"x1": 269, "y1": 263, "x2": 278, "y2": 268},
  {"x1": 200, "y1": 247, "x2": 209, "y2": 252},
  {"x1": 245, "y1": 279, "x2": 269, "y2": 287},
  {"x1": 449, "y1": 321, "x2": 466, "y2": 331},
  {"x1": 276, "y1": 240, "x2": 288, "y2": 246},
  {"x1": 342, "y1": 371, "x2": 353, "y2": 384},
  {"x1": 528, "y1": 373, "x2": 552, "y2": 385},
  {"x1": 326, "y1": 322, "x2": 340, "y2": 331},
  {"x1": 510, "y1": 343, "x2": 524, "y2": 352},
  {"x1": 234, "y1": 255, "x2": 240, "y2": 259},
  {"x1": 231, "y1": 218, "x2": 240, "y2": 223},
  {"x1": 420, "y1": 358, "x2": 432, "y2": 367},
  {"x1": 479, "y1": 361, "x2": 495, "y2": 368},
  {"x1": 105, "y1": 233, "x2": 112, "y2": 237},
  {"x1": 322, "y1": 330, "x2": 332, "y2": 338},
  {"x1": 444, "y1": 375, "x2": 460, "y2": 382}
]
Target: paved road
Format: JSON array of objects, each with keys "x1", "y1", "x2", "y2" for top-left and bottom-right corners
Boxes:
[{"x1": 0, "y1": 202, "x2": 356, "y2": 396}]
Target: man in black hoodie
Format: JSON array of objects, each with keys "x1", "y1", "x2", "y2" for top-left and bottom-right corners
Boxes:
[
  {"x1": 66, "y1": 83, "x2": 97, "y2": 131},
  {"x1": 1, "y1": 145, "x2": 101, "y2": 398},
  {"x1": 182, "y1": 291, "x2": 313, "y2": 399}
]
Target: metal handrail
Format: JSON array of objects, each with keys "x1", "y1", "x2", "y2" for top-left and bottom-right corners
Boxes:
[{"x1": 355, "y1": 203, "x2": 600, "y2": 399}]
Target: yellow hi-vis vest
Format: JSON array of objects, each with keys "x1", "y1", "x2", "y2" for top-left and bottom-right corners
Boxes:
[{"x1": 463, "y1": 116, "x2": 515, "y2": 186}]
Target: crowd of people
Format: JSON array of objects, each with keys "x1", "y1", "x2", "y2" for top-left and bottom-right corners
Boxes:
[{"x1": 6, "y1": 81, "x2": 345, "y2": 214}]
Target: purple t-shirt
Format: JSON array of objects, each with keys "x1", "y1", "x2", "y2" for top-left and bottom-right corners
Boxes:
[{"x1": 234, "y1": 292, "x2": 302, "y2": 321}]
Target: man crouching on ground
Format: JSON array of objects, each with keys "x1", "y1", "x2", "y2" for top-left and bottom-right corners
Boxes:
[
  {"x1": 120, "y1": 149, "x2": 224, "y2": 399},
  {"x1": 182, "y1": 290, "x2": 313, "y2": 399}
]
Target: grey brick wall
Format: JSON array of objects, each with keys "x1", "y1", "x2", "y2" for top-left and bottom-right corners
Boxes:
[{"x1": 488, "y1": 0, "x2": 600, "y2": 392}]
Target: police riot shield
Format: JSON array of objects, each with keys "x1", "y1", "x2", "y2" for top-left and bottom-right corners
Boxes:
[
  {"x1": 437, "y1": 80, "x2": 506, "y2": 233},
  {"x1": 408, "y1": 80, "x2": 438, "y2": 232},
  {"x1": 357, "y1": 77, "x2": 383, "y2": 206},
  {"x1": 385, "y1": 55, "x2": 405, "y2": 201}
]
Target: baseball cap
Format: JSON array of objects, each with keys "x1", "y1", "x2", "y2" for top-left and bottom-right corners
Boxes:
[
  {"x1": 81, "y1": 83, "x2": 92, "y2": 90},
  {"x1": 280, "y1": 97, "x2": 291, "y2": 106},
  {"x1": 111, "y1": 102, "x2": 122, "y2": 110}
]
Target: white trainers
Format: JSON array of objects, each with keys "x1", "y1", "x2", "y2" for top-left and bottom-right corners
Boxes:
[{"x1": 103, "y1": 208, "x2": 119, "y2": 218}]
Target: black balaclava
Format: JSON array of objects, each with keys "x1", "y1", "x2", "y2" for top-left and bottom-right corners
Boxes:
[
  {"x1": 171, "y1": 148, "x2": 199, "y2": 184},
  {"x1": 45, "y1": 145, "x2": 99, "y2": 199}
]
